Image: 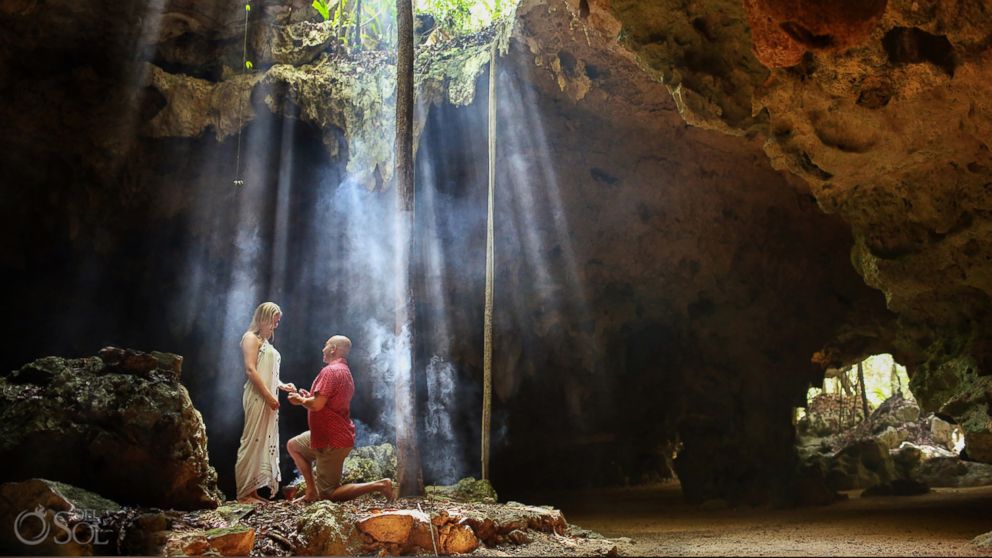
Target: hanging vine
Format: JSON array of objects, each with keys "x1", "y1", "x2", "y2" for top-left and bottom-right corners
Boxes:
[{"x1": 233, "y1": 2, "x2": 253, "y2": 187}]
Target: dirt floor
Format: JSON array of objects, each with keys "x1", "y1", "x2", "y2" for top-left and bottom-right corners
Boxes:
[{"x1": 538, "y1": 481, "x2": 992, "y2": 556}]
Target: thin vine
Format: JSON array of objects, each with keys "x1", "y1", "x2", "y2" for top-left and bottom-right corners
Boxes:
[{"x1": 233, "y1": 2, "x2": 253, "y2": 187}]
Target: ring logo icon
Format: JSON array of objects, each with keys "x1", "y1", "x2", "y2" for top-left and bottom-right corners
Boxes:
[{"x1": 14, "y1": 505, "x2": 50, "y2": 545}]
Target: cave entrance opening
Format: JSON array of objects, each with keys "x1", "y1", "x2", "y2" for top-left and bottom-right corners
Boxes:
[
  {"x1": 793, "y1": 354, "x2": 982, "y2": 495},
  {"x1": 795, "y1": 354, "x2": 964, "y2": 454}
]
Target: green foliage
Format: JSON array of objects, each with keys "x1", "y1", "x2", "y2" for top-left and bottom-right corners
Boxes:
[
  {"x1": 304, "y1": 0, "x2": 515, "y2": 53},
  {"x1": 417, "y1": 0, "x2": 513, "y2": 35},
  {"x1": 309, "y1": 0, "x2": 397, "y2": 52},
  {"x1": 312, "y1": 0, "x2": 331, "y2": 21}
]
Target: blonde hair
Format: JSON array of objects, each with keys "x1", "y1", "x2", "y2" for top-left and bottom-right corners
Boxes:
[{"x1": 247, "y1": 302, "x2": 282, "y2": 341}]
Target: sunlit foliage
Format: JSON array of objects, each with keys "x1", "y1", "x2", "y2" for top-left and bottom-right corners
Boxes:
[
  {"x1": 307, "y1": 0, "x2": 515, "y2": 51},
  {"x1": 808, "y1": 354, "x2": 913, "y2": 411},
  {"x1": 416, "y1": 0, "x2": 511, "y2": 34}
]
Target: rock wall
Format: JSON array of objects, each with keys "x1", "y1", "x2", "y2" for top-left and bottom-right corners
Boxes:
[
  {"x1": 0, "y1": 348, "x2": 222, "y2": 510},
  {"x1": 586, "y1": 0, "x2": 992, "y2": 463},
  {"x1": 461, "y1": 0, "x2": 894, "y2": 503}
]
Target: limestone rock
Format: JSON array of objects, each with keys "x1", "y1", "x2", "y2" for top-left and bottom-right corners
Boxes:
[
  {"x1": 432, "y1": 502, "x2": 566, "y2": 548},
  {"x1": 929, "y1": 416, "x2": 963, "y2": 451},
  {"x1": 296, "y1": 501, "x2": 362, "y2": 556},
  {"x1": 429, "y1": 510, "x2": 483, "y2": 554},
  {"x1": 875, "y1": 426, "x2": 911, "y2": 450},
  {"x1": 973, "y1": 530, "x2": 992, "y2": 549},
  {"x1": 439, "y1": 521, "x2": 480, "y2": 553},
  {"x1": 142, "y1": 25, "x2": 502, "y2": 191},
  {"x1": 166, "y1": 525, "x2": 255, "y2": 557},
  {"x1": 0, "y1": 349, "x2": 222, "y2": 510},
  {"x1": 342, "y1": 443, "x2": 397, "y2": 485},
  {"x1": 0, "y1": 479, "x2": 119, "y2": 555},
  {"x1": 608, "y1": 0, "x2": 768, "y2": 133},
  {"x1": 357, "y1": 509, "x2": 433, "y2": 552},
  {"x1": 742, "y1": 0, "x2": 887, "y2": 68},
  {"x1": 826, "y1": 440, "x2": 896, "y2": 490},
  {"x1": 425, "y1": 477, "x2": 498, "y2": 503},
  {"x1": 871, "y1": 394, "x2": 921, "y2": 426},
  {"x1": 507, "y1": 528, "x2": 530, "y2": 545},
  {"x1": 144, "y1": 63, "x2": 262, "y2": 141},
  {"x1": 917, "y1": 457, "x2": 992, "y2": 488},
  {"x1": 897, "y1": 441, "x2": 956, "y2": 461},
  {"x1": 271, "y1": 21, "x2": 338, "y2": 65},
  {"x1": 606, "y1": 0, "x2": 992, "y2": 468},
  {"x1": 203, "y1": 525, "x2": 255, "y2": 556}
]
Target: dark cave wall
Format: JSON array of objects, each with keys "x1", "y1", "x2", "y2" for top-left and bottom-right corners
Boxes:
[
  {"x1": 586, "y1": 0, "x2": 992, "y2": 463},
  {"x1": 480, "y1": 49, "x2": 892, "y2": 502}
]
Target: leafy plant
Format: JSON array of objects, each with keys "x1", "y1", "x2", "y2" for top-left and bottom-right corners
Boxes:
[
  {"x1": 307, "y1": 0, "x2": 515, "y2": 52},
  {"x1": 416, "y1": 0, "x2": 513, "y2": 34},
  {"x1": 312, "y1": 0, "x2": 331, "y2": 21}
]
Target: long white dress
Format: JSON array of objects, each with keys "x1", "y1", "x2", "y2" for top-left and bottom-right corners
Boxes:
[{"x1": 235, "y1": 334, "x2": 282, "y2": 499}]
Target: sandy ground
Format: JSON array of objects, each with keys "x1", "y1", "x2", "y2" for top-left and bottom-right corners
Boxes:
[{"x1": 536, "y1": 482, "x2": 992, "y2": 556}]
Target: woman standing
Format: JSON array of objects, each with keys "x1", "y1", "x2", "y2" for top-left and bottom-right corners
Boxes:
[{"x1": 235, "y1": 301, "x2": 294, "y2": 503}]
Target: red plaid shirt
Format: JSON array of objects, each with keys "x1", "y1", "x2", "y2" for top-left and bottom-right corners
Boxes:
[{"x1": 308, "y1": 358, "x2": 355, "y2": 449}]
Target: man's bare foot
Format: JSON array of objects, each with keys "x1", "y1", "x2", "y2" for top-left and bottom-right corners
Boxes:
[
  {"x1": 380, "y1": 479, "x2": 396, "y2": 502},
  {"x1": 293, "y1": 491, "x2": 318, "y2": 504}
]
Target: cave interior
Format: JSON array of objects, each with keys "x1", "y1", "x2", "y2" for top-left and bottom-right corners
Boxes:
[{"x1": 2, "y1": 0, "x2": 992, "y2": 553}]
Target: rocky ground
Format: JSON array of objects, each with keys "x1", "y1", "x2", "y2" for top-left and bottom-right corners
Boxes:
[{"x1": 99, "y1": 493, "x2": 626, "y2": 557}]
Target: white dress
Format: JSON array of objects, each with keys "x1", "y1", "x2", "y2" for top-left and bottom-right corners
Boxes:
[{"x1": 235, "y1": 334, "x2": 282, "y2": 499}]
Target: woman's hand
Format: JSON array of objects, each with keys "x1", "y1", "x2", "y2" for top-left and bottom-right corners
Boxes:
[
  {"x1": 266, "y1": 396, "x2": 280, "y2": 411},
  {"x1": 288, "y1": 392, "x2": 305, "y2": 406},
  {"x1": 278, "y1": 382, "x2": 298, "y2": 393}
]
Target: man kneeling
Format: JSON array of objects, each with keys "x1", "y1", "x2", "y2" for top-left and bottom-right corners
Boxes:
[{"x1": 287, "y1": 335, "x2": 394, "y2": 502}]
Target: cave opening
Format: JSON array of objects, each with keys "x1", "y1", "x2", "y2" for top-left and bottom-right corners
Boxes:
[{"x1": 794, "y1": 354, "x2": 985, "y2": 498}]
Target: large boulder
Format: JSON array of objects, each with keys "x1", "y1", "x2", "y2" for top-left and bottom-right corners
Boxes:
[
  {"x1": 916, "y1": 457, "x2": 992, "y2": 488},
  {"x1": 0, "y1": 348, "x2": 222, "y2": 510},
  {"x1": 342, "y1": 443, "x2": 397, "y2": 485},
  {"x1": 0, "y1": 478, "x2": 120, "y2": 556},
  {"x1": 825, "y1": 440, "x2": 896, "y2": 490},
  {"x1": 425, "y1": 477, "x2": 498, "y2": 504}
]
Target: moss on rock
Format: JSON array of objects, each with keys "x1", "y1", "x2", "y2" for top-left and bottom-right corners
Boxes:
[
  {"x1": 342, "y1": 443, "x2": 398, "y2": 485},
  {"x1": 426, "y1": 477, "x2": 498, "y2": 503},
  {"x1": 0, "y1": 348, "x2": 222, "y2": 510},
  {"x1": 297, "y1": 500, "x2": 362, "y2": 556}
]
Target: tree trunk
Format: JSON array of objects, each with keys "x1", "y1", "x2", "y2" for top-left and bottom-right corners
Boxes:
[
  {"x1": 481, "y1": 43, "x2": 496, "y2": 481},
  {"x1": 353, "y1": 0, "x2": 362, "y2": 51},
  {"x1": 394, "y1": 0, "x2": 422, "y2": 498},
  {"x1": 857, "y1": 361, "x2": 869, "y2": 421},
  {"x1": 891, "y1": 361, "x2": 901, "y2": 396}
]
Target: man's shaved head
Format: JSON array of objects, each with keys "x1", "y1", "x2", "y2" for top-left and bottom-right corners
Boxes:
[{"x1": 324, "y1": 335, "x2": 352, "y2": 361}]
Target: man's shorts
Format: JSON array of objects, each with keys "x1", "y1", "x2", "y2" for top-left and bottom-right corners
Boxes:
[{"x1": 289, "y1": 431, "x2": 352, "y2": 497}]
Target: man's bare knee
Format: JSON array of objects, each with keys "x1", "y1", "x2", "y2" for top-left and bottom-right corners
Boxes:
[{"x1": 287, "y1": 439, "x2": 303, "y2": 455}]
